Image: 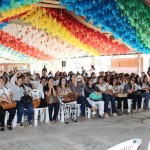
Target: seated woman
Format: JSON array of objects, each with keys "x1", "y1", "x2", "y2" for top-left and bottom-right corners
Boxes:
[
  {"x1": 44, "y1": 77, "x2": 59, "y2": 124},
  {"x1": 10, "y1": 71, "x2": 34, "y2": 128},
  {"x1": 109, "y1": 78, "x2": 128, "y2": 115},
  {"x1": 57, "y1": 77, "x2": 77, "y2": 123},
  {"x1": 96, "y1": 76, "x2": 117, "y2": 118},
  {"x1": 123, "y1": 77, "x2": 141, "y2": 113},
  {"x1": 37, "y1": 76, "x2": 47, "y2": 108},
  {"x1": 0, "y1": 77, "x2": 16, "y2": 131},
  {"x1": 84, "y1": 77, "x2": 104, "y2": 118},
  {"x1": 69, "y1": 74, "x2": 97, "y2": 119},
  {"x1": 141, "y1": 75, "x2": 150, "y2": 109}
]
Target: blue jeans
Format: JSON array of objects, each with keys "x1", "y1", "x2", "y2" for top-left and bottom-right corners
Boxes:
[
  {"x1": 102, "y1": 93, "x2": 117, "y2": 113},
  {"x1": 16, "y1": 101, "x2": 34, "y2": 123},
  {"x1": 142, "y1": 92, "x2": 150, "y2": 108},
  {"x1": 77, "y1": 96, "x2": 92, "y2": 117}
]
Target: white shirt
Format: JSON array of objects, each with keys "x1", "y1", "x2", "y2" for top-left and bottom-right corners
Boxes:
[
  {"x1": 30, "y1": 80, "x2": 40, "y2": 89},
  {"x1": 37, "y1": 83, "x2": 44, "y2": 92},
  {"x1": 96, "y1": 84, "x2": 107, "y2": 92},
  {"x1": 109, "y1": 85, "x2": 121, "y2": 93},
  {"x1": 142, "y1": 82, "x2": 149, "y2": 89},
  {"x1": 0, "y1": 86, "x2": 9, "y2": 98},
  {"x1": 134, "y1": 83, "x2": 142, "y2": 91}
]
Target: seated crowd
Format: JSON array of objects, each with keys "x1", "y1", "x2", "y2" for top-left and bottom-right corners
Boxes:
[{"x1": 0, "y1": 68, "x2": 150, "y2": 131}]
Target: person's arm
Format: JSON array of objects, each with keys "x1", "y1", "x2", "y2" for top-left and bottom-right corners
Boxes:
[
  {"x1": 57, "y1": 86, "x2": 61, "y2": 96},
  {"x1": 0, "y1": 97, "x2": 11, "y2": 103},
  {"x1": 52, "y1": 87, "x2": 57, "y2": 97},
  {"x1": 127, "y1": 84, "x2": 134, "y2": 94},
  {"x1": 10, "y1": 71, "x2": 19, "y2": 85},
  {"x1": 44, "y1": 87, "x2": 52, "y2": 97},
  {"x1": 84, "y1": 86, "x2": 91, "y2": 94}
]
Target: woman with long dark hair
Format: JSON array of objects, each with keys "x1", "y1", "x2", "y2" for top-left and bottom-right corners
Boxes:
[
  {"x1": 96, "y1": 76, "x2": 117, "y2": 118},
  {"x1": 109, "y1": 78, "x2": 128, "y2": 115},
  {"x1": 57, "y1": 77, "x2": 77, "y2": 123},
  {"x1": 44, "y1": 77, "x2": 59, "y2": 124},
  {"x1": 123, "y1": 77, "x2": 140, "y2": 113},
  {"x1": 69, "y1": 74, "x2": 97, "y2": 119},
  {"x1": 141, "y1": 75, "x2": 150, "y2": 109},
  {"x1": 84, "y1": 77, "x2": 104, "y2": 118}
]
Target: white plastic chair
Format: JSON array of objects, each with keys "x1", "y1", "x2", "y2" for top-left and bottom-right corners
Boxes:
[
  {"x1": 30, "y1": 89, "x2": 49, "y2": 126},
  {"x1": 30, "y1": 89, "x2": 44, "y2": 99},
  {"x1": 107, "y1": 139, "x2": 142, "y2": 150},
  {"x1": 148, "y1": 141, "x2": 150, "y2": 150},
  {"x1": 128, "y1": 99, "x2": 133, "y2": 113},
  {"x1": 141, "y1": 97, "x2": 145, "y2": 110},
  {"x1": 57, "y1": 96, "x2": 78, "y2": 122}
]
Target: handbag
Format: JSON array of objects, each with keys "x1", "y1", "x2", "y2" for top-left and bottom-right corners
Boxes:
[
  {"x1": 45, "y1": 95, "x2": 58, "y2": 104},
  {"x1": 116, "y1": 93, "x2": 127, "y2": 97},
  {"x1": 89, "y1": 92, "x2": 102, "y2": 101},
  {"x1": 0, "y1": 101, "x2": 16, "y2": 109},
  {"x1": 63, "y1": 93, "x2": 77, "y2": 103},
  {"x1": 32, "y1": 99, "x2": 41, "y2": 108},
  {"x1": 20, "y1": 95, "x2": 32, "y2": 105}
]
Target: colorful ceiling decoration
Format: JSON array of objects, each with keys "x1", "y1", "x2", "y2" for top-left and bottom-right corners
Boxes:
[
  {"x1": 0, "y1": 0, "x2": 41, "y2": 12},
  {"x1": 46, "y1": 8, "x2": 129, "y2": 55},
  {"x1": 0, "y1": 0, "x2": 150, "y2": 62},
  {"x1": 116, "y1": 0, "x2": 150, "y2": 48},
  {"x1": 0, "y1": 30, "x2": 52, "y2": 60},
  {"x1": 0, "y1": 5, "x2": 32, "y2": 23},
  {"x1": 60, "y1": 0, "x2": 150, "y2": 54},
  {"x1": 20, "y1": 7, "x2": 100, "y2": 56},
  {"x1": 0, "y1": 45, "x2": 37, "y2": 62},
  {"x1": 2, "y1": 24, "x2": 89, "y2": 59}
]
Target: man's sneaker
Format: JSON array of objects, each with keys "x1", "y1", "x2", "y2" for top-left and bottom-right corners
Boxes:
[
  {"x1": 18, "y1": 122, "x2": 24, "y2": 128},
  {"x1": 29, "y1": 122, "x2": 33, "y2": 127}
]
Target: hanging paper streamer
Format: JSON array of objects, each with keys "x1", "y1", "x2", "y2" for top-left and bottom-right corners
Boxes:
[
  {"x1": 47, "y1": 8, "x2": 129, "y2": 55},
  {"x1": 0, "y1": 0, "x2": 41, "y2": 12},
  {"x1": 0, "y1": 22, "x2": 8, "y2": 30},
  {"x1": 0, "y1": 11, "x2": 28, "y2": 25},
  {"x1": 60, "y1": 0, "x2": 150, "y2": 54},
  {"x1": 0, "y1": 30, "x2": 53, "y2": 61},
  {"x1": 0, "y1": 44, "x2": 37, "y2": 62},
  {"x1": 21, "y1": 7, "x2": 100, "y2": 56},
  {"x1": 3, "y1": 24, "x2": 89, "y2": 59},
  {"x1": 116, "y1": 0, "x2": 150, "y2": 48},
  {"x1": 0, "y1": 5, "x2": 32, "y2": 23}
]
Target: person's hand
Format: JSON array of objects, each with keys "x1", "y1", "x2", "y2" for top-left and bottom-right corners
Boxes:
[
  {"x1": 5, "y1": 98, "x2": 12, "y2": 104},
  {"x1": 26, "y1": 90, "x2": 31, "y2": 95},
  {"x1": 105, "y1": 91, "x2": 109, "y2": 94}
]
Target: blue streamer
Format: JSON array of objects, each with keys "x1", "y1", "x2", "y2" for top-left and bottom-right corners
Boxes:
[
  {"x1": 60, "y1": 0, "x2": 150, "y2": 54},
  {"x1": 0, "y1": 22, "x2": 9, "y2": 30}
]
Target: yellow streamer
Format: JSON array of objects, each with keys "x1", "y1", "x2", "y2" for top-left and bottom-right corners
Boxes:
[
  {"x1": 20, "y1": 7, "x2": 99, "y2": 56},
  {"x1": 0, "y1": 5, "x2": 33, "y2": 22}
]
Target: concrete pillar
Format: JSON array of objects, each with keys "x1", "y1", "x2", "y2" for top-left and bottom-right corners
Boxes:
[{"x1": 138, "y1": 53, "x2": 141, "y2": 75}]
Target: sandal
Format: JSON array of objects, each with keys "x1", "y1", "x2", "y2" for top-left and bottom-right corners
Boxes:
[
  {"x1": 118, "y1": 111, "x2": 122, "y2": 116},
  {"x1": 7, "y1": 125, "x2": 13, "y2": 130},
  {"x1": 124, "y1": 109, "x2": 129, "y2": 114},
  {"x1": 91, "y1": 107, "x2": 98, "y2": 112},
  {"x1": 104, "y1": 113, "x2": 109, "y2": 118},
  {"x1": 0, "y1": 127, "x2": 4, "y2": 131},
  {"x1": 112, "y1": 113, "x2": 118, "y2": 117}
]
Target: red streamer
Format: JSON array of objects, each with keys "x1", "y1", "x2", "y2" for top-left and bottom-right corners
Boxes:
[
  {"x1": 46, "y1": 8, "x2": 129, "y2": 55},
  {"x1": 0, "y1": 30, "x2": 52, "y2": 60}
]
